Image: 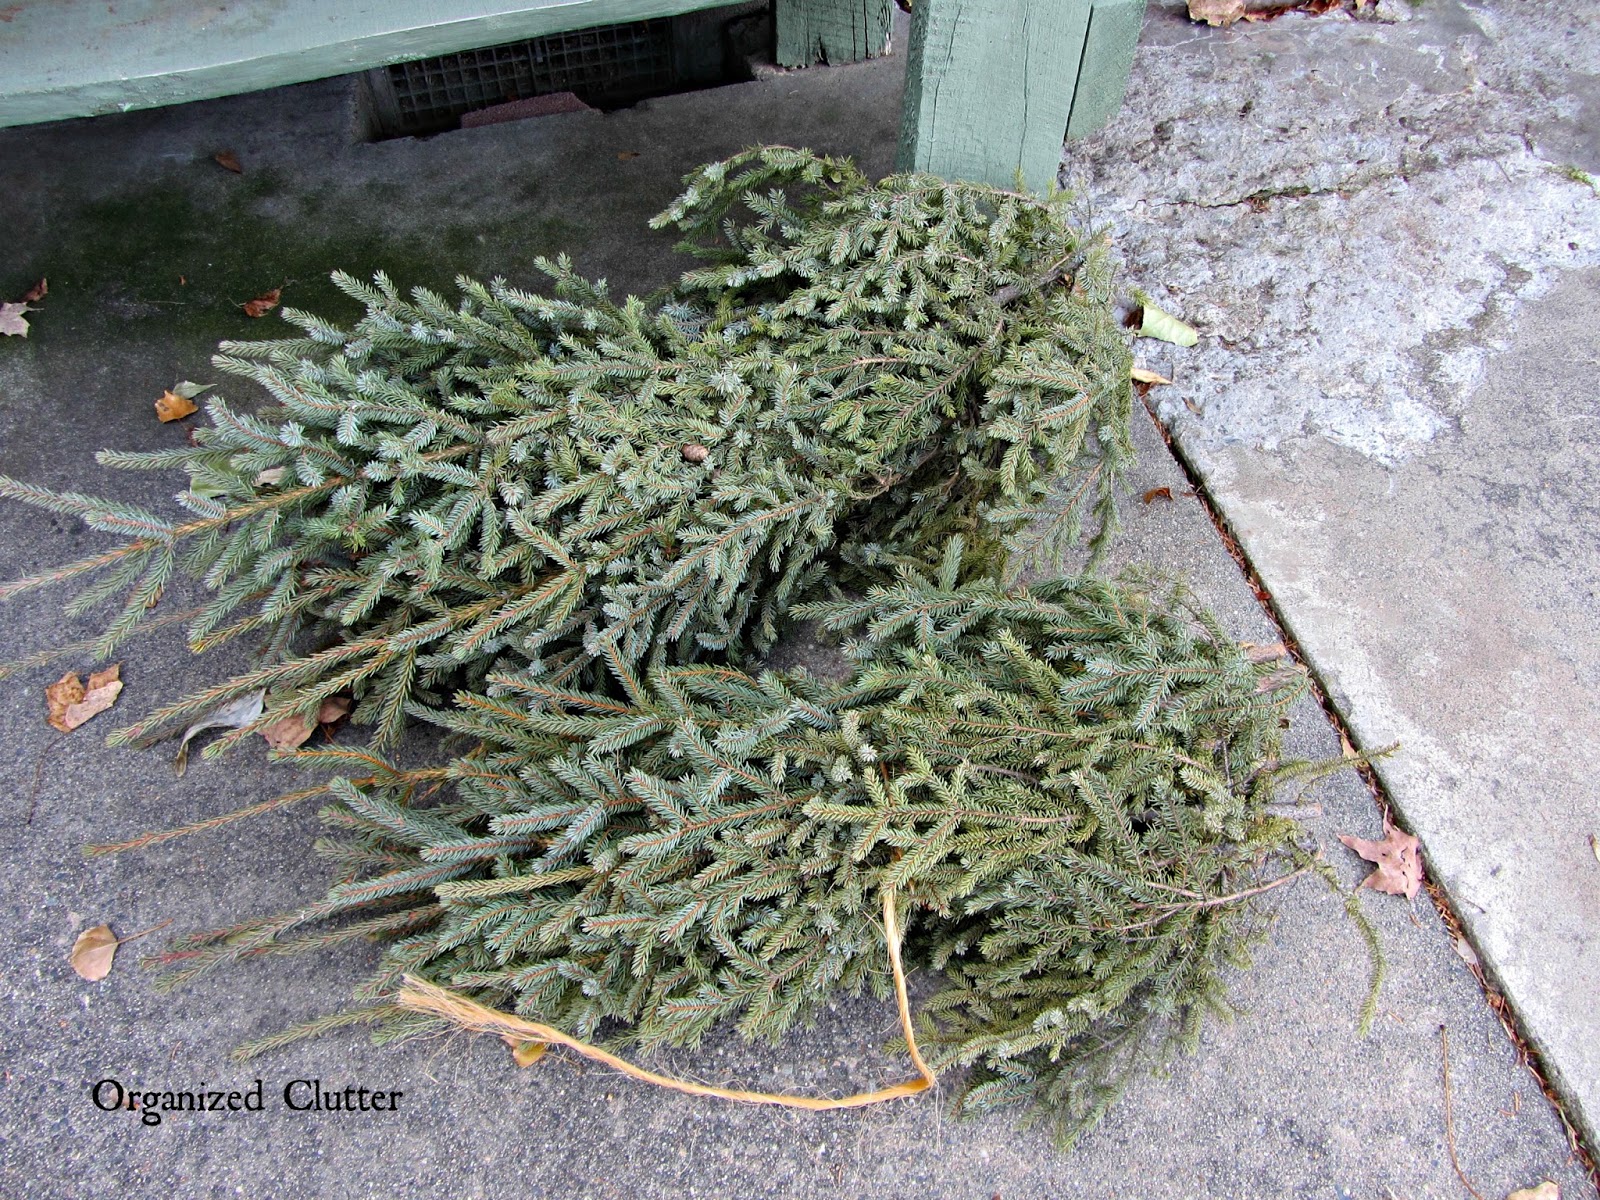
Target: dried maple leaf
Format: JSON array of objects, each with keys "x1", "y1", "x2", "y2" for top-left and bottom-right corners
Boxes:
[
  {"x1": 213, "y1": 150, "x2": 243, "y2": 174},
  {"x1": 241, "y1": 288, "x2": 281, "y2": 318},
  {"x1": 1189, "y1": 0, "x2": 1245, "y2": 25},
  {"x1": 70, "y1": 925, "x2": 119, "y2": 981},
  {"x1": 1339, "y1": 817, "x2": 1422, "y2": 899},
  {"x1": 0, "y1": 301, "x2": 35, "y2": 337},
  {"x1": 154, "y1": 390, "x2": 198, "y2": 422},
  {"x1": 20, "y1": 277, "x2": 47, "y2": 302},
  {"x1": 45, "y1": 665, "x2": 123, "y2": 733}
]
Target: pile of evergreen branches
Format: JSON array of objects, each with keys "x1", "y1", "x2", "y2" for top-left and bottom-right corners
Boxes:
[
  {"x1": 2, "y1": 147, "x2": 1355, "y2": 1148},
  {"x1": 0, "y1": 146, "x2": 1132, "y2": 747}
]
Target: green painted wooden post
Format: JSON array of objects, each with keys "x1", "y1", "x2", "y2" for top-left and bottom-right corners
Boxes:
[
  {"x1": 1067, "y1": 0, "x2": 1148, "y2": 140},
  {"x1": 775, "y1": 0, "x2": 894, "y2": 68},
  {"x1": 896, "y1": 0, "x2": 1092, "y2": 194}
]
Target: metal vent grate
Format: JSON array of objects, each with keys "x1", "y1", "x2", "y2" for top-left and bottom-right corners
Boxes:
[{"x1": 367, "y1": 19, "x2": 677, "y2": 138}]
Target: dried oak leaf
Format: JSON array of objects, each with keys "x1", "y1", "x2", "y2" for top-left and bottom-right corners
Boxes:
[
  {"x1": 1189, "y1": 0, "x2": 1245, "y2": 25},
  {"x1": 46, "y1": 665, "x2": 123, "y2": 733},
  {"x1": 70, "y1": 924, "x2": 119, "y2": 981},
  {"x1": 241, "y1": 288, "x2": 281, "y2": 318},
  {"x1": 0, "y1": 301, "x2": 35, "y2": 337},
  {"x1": 213, "y1": 150, "x2": 243, "y2": 174},
  {"x1": 1339, "y1": 817, "x2": 1422, "y2": 899}
]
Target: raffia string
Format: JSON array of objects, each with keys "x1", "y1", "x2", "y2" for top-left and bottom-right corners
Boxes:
[{"x1": 397, "y1": 887, "x2": 936, "y2": 1111}]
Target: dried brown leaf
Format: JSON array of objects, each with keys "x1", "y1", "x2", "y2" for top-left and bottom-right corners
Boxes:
[
  {"x1": 1338, "y1": 817, "x2": 1423, "y2": 899},
  {"x1": 1141, "y1": 487, "x2": 1174, "y2": 505},
  {"x1": 1241, "y1": 641, "x2": 1290, "y2": 662},
  {"x1": 45, "y1": 665, "x2": 122, "y2": 732},
  {"x1": 155, "y1": 389, "x2": 199, "y2": 422},
  {"x1": 20, "y1": 277, "x2": 47, "y2": 303},
  {"x1": 1189, "y1": 0, "x2": 1246, "y2": 27},
  {"x1": 257, "y1": 711, "x2": 316, "y2": 751},
  {"x1": 316, "y1": 695, "x2": 353, "y2": 725},
  {"x1": 241, "y1": 288, "x2": 281, "y2": 318},
  {"x1": 70, "y1": 924, "x2": 119, "y2": 981},
  {"x1": 617, "y1": 151, "x2": 641, "y2": 161},
  {"x1": 213, "y1": 150, "x2": 243, "y2": 174}
]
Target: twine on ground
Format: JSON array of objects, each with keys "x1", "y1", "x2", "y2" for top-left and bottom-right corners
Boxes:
[{"x1": 397, "y1": 887, "x2": 935, "y2": 1111}]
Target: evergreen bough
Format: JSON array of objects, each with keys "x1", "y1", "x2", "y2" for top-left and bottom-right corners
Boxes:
[
  {"x1": 4, "y1": 148, "x2": 1367, "y2": 1149},
  {"x1": 0, "y1": 146, "x2": 1132, "y2": 751},
  {"x1": 139, "y1": 550, "x2": 1321, "y2": 1147}
]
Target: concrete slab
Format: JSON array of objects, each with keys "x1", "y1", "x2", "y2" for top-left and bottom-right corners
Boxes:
[
  {"x1": 0, "y1": 20, "x2": 1591, "y2": 1199},
  {"x1": 1069, "y1": 0, "x2": 1600, "y2": 1151}
]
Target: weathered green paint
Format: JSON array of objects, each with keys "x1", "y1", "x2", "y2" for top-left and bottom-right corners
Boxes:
[
  {"x1": 896, "y1": 0, "x2": 1092, "y2": 194},
  {"x1": 774, "y1": 0, "x2": 894, "y2": 68},
  {"x1": 0, "y1": 0, "x2": 737, "y2": 129},
  {"x1": 1066, "y1": 0, "x2": 1148, "y2": 140}
]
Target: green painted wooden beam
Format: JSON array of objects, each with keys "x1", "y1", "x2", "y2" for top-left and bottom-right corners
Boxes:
[
  {"x1": 0, "y1": 0, "x2": 738, "y2": 129},
  {"x1": 774, "y1": 0, "x2": 894, "y2": 68},
  {"x1": 896, "y1": 0, "x2": 1092, "y2": 194},
  {"x1": 1066, "y1": 0, "x2": 1148, "y2": 140}
]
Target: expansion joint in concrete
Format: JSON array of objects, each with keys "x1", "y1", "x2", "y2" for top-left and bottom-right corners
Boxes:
[{"x1": 1132, "y1": 394, "x2": 1600, "y2": 1188}]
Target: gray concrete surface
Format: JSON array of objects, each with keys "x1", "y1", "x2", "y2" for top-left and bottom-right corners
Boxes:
[
  {"x1": 0, "y1": 9, "x2": 1592, "y2": 1198},
  {"x1": 1070, "y1": 0, "x2": 1600, "y2": 1151}
]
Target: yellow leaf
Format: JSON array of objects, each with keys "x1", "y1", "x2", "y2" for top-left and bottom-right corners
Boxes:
[
  {"x1": 1131, "y1": 366, "x2": 1173, "y2": 385},
  {"x1": 155, "y1": 390, "x2": 198, "y2": 422},
  {"x1": 502, "y1": 1035, "x2": 549, "y2": 1067},
  {"x1": 71, "y1": 925, "x2": 119, "y2": 981},
  {"x1": 1506, "y1": 1184, "x2": 1559, "y2": 1200}
]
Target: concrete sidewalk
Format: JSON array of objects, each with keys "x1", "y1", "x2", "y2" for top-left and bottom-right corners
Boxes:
[
  {"x1": 1073, "y1": 0, "x2": 1600, "y2": 1154},
  {"x1": 0, "y1": 4, "x2": 1593, "y2": 1197}
]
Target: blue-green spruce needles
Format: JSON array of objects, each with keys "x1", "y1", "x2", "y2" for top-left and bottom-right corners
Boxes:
[
  {"x1": 0, "y1": 146, "x2": 1132, "y2": 753},
  {"x1": 129, "y1": 553, "x2": 1371, "y2": 1151}
]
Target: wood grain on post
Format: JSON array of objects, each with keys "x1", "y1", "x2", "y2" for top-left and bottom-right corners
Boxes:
[
  {"x1": 896, "y1": 0, "x2": 1092, "y2": 193},
  {"x1": 775, "y1": 0, "x2": 895, "y2": 68}
]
